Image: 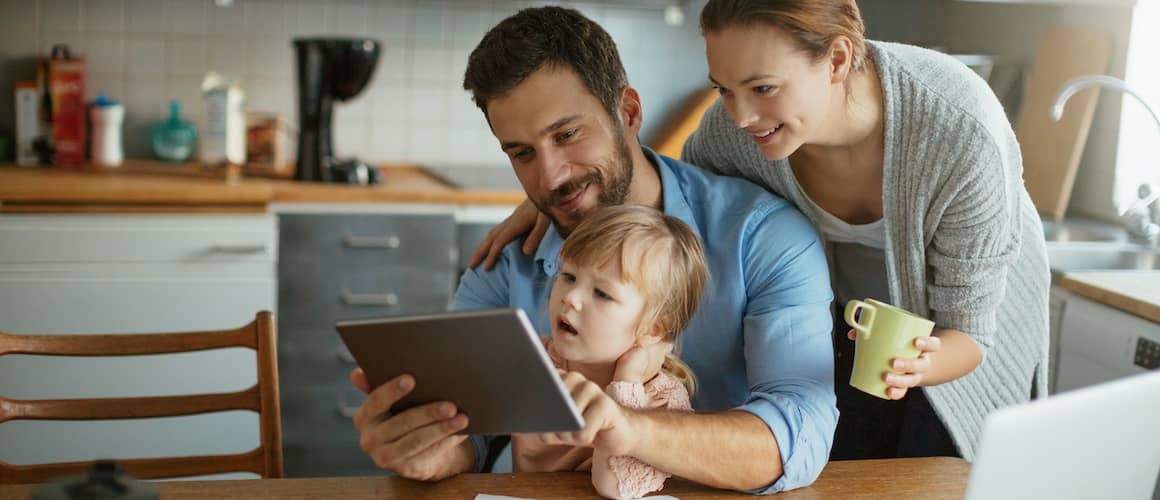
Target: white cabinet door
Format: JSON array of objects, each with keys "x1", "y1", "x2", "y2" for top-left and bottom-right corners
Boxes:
[
  {"x1": 1056, "y1": 294, "x2": 1160, "y2": 393},
  {"x1": 0, "y1": 214, "x2": 276, "y2": 478}
]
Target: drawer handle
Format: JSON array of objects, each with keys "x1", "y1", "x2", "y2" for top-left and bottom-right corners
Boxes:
[
  {"x1": 209, "y1": 244, "x2": 268, "y2": 255},
  {"x1": 343, "y1": 233, "x2": 401, "y2": 249},
  {"x1": 337, "y1": 345, "x2": 355, "y2": 364},
  {"x1": 341, "y1": 289, "x2": 398, "y2": 306},
  {"x1": 336, "y1": 394, "x2": 363, "y2": 419}
]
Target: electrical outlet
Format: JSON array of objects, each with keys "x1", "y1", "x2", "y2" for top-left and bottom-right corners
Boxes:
[{"x1": 1134, "y1": 337, "x2": 1160, "y2": 370}]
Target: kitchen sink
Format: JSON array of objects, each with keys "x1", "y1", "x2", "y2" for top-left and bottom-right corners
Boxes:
[
  {"x1": 1041, "y1": 219, "x2": 1126, "y2": 243},
  {"x1": 1045, "y1": 242, "x2": 1160, "y2": 273}
]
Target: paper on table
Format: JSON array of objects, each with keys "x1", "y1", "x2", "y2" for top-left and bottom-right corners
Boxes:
[{"x1": 475, "y1": 495, "x2": 678, "y2": 500}]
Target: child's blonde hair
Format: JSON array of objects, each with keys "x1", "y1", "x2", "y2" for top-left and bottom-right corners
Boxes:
[{"x1": 558, "y1": 205, "x2": 709, "y2": 396}]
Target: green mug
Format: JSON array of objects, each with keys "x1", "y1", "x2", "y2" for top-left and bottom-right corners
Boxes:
[{"x1": 844, "y1": 298, "x2": 935, "y2": 399}]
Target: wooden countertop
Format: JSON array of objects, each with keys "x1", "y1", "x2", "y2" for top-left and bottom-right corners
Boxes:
[
  {"x1": 1059, "y1": 271, "x2": 1160, "y2": 324},
  {"x1": 0, "y1": 162, "x2": 525, "y2": 213},
  {"x1": 0, "y1": 458, "x2": 971, "y2": 499}
]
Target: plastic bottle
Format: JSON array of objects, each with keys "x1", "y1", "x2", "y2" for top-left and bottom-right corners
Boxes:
[
  {"x1": 151, "y1": 100, "x2": 197, "y2": 162},
  {"x1": 89, "y1": 94, "x2": 123, "y2": 167}
]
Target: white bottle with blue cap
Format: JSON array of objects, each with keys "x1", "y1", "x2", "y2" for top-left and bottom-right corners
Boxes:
[{"x1": 90, "y1": 94, "x2": 124, "y2": 167}]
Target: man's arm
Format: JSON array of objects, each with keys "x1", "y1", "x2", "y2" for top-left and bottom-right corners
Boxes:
[
  {"x1": 350, "y1": 245, "x2": 518, "y2": 479},
  {"x1": 619, "y1": 205, "x2": 838, "y2": 493}
]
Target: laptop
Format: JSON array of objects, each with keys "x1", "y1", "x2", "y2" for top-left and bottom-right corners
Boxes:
[{"x1": 966, "y1": 370, "x2": 1160, "y2": 500}]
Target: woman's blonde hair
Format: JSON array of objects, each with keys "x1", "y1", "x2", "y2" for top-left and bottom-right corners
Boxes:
[
  {"x1": 558, "y1": 205, "x2": 709, "y2": 396},
  {"x1": 700, "y1": 0, "x2": 868, "y2": 73}
]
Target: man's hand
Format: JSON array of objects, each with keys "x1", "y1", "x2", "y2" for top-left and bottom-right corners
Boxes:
[
  {"x1": 539, "y1": 371, "x2": 640, "y2": 456},
  {"x1": 350, "y1": 368, "x2": 474, "y2": 481},
  {"x1": 613, "y1": 341, "x2": 672, "y2": 383}
]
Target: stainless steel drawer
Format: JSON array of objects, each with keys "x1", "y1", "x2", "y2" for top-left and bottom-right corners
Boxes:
[{"x1": 279, "y1": 213, "x2": 456, "y2": 272}]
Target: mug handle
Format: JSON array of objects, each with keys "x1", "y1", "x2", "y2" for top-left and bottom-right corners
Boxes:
[{"x1": 844, "y1": 300, "x2": 877, "y2": 340}]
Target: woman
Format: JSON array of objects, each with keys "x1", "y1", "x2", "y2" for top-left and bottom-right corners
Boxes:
[{"x1": 471, "y1": 0, "x2": 1050, "y2": 461}]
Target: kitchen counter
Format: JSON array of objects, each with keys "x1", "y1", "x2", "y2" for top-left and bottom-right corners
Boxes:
[
  {"x1": 0, "y1": 162, "x2": 525, "y2": 213},
  {"x1": 1059, "y1": 271, "x2": 1160, "y2": 324}
]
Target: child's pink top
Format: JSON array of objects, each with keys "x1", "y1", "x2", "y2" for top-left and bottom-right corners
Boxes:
[{"x1": 512, "y1": 345, "x2": 692, "y2": 498}]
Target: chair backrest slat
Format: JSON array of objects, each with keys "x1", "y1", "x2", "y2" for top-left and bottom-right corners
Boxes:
[
  {"x1": 0, "y1": 312, "x2": 282, "y2": 484},
  {"x1": 0, "y1": 386, "x2": 261, "y2": 424},
  {"x1": 0, "y1": 328, "x2": 255, "y2": 357},
  {"x1": 0, "y1": 448, "x2": 266, "y2": 484}
]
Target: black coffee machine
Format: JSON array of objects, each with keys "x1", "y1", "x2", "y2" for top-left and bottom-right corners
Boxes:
[{"x1": 293, "y1": 38, "x2": 382, "y2": 185}]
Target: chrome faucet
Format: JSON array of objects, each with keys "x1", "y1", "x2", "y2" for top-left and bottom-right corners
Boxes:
[{"x1": 1051, "y1": 75, "x2": 1160, "y2": 245}]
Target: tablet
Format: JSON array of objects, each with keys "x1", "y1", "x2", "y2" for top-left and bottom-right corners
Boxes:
[{"x1": 335, "y1": 308, "x2": 585, "y2": 435}]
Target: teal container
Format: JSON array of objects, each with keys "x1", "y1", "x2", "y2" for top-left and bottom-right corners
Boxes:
[{"x1": 151, "y1": 100, "x2": 197, "y2": 162}]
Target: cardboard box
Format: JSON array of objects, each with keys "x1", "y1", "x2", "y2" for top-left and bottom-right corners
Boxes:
[
  {"x1": 38, "y1": 46, "x2": 87, "y2": 166},
  {"x1": 14, "y1": 81, "x2": 40, "y2": 166}
]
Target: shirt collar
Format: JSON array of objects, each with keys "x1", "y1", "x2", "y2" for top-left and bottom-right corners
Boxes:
[{"x1": 534, "y1": 146, "x2": 701, "y2": 275}]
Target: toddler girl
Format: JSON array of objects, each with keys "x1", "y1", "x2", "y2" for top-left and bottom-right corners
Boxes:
[{"x1": 513, "y1": 205, "x2": 709, "y2": 499}]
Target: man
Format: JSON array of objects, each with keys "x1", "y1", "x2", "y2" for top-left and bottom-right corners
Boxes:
[{"x1": 350, "y1": 6, "x2": 837, "y2": 493}]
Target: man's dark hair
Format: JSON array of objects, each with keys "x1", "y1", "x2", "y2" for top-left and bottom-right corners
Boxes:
[{"x1": 463, "y1": 6, "x2": 629, "y2": 123}]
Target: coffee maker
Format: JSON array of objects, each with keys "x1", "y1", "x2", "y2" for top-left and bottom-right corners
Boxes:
[{"x1": 293, "y1": 38, "x2": 382, "y2": 184}]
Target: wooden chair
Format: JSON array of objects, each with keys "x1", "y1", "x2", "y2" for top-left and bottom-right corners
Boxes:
[{"x1": 0, "y1": 311, "x2": 282, "y2": 484}]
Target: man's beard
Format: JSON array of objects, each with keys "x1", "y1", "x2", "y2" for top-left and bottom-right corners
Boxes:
[{"x1": 537, "y1": 131, "x2": 634, "y2": 236}]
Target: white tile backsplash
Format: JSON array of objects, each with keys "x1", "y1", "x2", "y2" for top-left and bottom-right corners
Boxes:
[
  {"x1": 2, "y1": 0, "x2": 710, "y2": 170},
  {"x1": 208, "y1": 38, "x2": 250, "y2": 79},
  {"x1": 250, "y1": 40, "x2": 290, "y2": 78},
  {"x1": 0, "y1": 3, "x2": 39, "y2": 38},
  {"x1": 410, "y1": 46, "x2": 453, "y2": 84},
  {"x1": 289, "y1": 0, "x2": 332, "y2": 37},
  {"x1": 208, "y1": 2, "x2": 246, "y2": 36},
  {"x1": 167, "y1": 38, "x2": 206, "y2": 77},
  {"x1": 86, "y1": 71, "x2": 125, "y2": 102},
  {"x1": 370, "y1": 3, "x2": 412, "y2": 41},
  {"x1": 125, "y1": 0, "x2": 167, "y2": 34},
  {"x1": 246, "y1": 0, "x2": 288, "y2": 38},
  {"x1": 449, "y1": 5, "x2": 488, "y2": 49},
  {"x1": 411, "y1": 3, "x2": 447, "y2": 45},
  {"x1": 125, "y1": 37, "x2": 166, "y2": 75},
  {"x1": 84, "y1": 0, "x2": 125, "y2": 33},
  {"x1": 334, "y1": 0, "x2": 373, "y2": 38},
  {"x1": 125, "y1": 74, "x2": 166, "y2": 121},
  {"x1": 41, "y1": 0, "x2": 82, "y2": 32},
  {"x1": 84, "y1": 36, "x2": 125, "y2": 74},
  {"x1": 408, "y1": 126, "x2": 446, "y2": 165},
  {"x1": 167, "y1": 0, "x2": 207, "y2": 36},
  {"x1": 408, "y1": 87, "x2": 448, "y2": 126},
  {"x1": 334, "y1": 122, "x2": 370, "y2": 159},
  {"x1": 368, "y1": 125, "x2": 409, "y2": 162}
]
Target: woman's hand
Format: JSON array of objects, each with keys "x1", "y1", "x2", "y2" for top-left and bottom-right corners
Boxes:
[
  {"x1": 613, "y1": 342, "x2": 673, "y2": 384},
  {"x1": 846, "y1": 329, "x2": 943, "y2": 400},
  {"x1": 539, "y1": 370, "x2": 639, "y2": 457},
  {"x1": 468, "y1": 199, "x2": 552, "y2": 271}
]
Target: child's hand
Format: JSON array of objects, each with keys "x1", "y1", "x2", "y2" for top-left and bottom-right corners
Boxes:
[
  {"x1": 541, "y1": 370, "x2": 639, "y2": 457},
  {"x1": 613, "y1": 341, "x2": 673, "y2": 383}
]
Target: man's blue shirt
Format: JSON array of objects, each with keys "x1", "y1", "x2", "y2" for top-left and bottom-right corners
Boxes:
[{"x1": 456, "y1": 148, "x2": 837, "y2": 493}]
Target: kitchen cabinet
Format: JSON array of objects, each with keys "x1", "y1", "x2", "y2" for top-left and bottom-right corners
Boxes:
[
  {"x1": 1048, "y1": 283, "x2": 1073, "y2": 393},
  {"x1": 0, "y1": 214, "x2": 276, "y2": 478},
  {"x1": 275, "y1": 207, "x2": 459, "y2": 477},
  {"x1": 1055, "y1": 293, "x2": 1160, "y2": 393}
]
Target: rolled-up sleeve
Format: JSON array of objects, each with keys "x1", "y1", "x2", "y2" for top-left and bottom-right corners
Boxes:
[
  {"x1": 926, "y1": 141, "x2": 1020, "y2": 350},
  {"x1": 734, "y1": 204, "x2": 838, "y2": 493}
]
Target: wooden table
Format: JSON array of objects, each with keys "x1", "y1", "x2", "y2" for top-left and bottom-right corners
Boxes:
[{"x1": 0, "y1": 457, "x2": 969, "y2": 499}]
